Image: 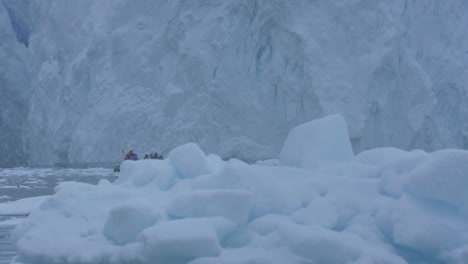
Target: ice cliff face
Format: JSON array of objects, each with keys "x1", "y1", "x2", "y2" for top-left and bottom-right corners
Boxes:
[
  {"x1": 0, "y1": 1, "x2": 31, "y2": 167},
  {"x1": 1, "y1": 0, "x2": 468, "y2": 167}
]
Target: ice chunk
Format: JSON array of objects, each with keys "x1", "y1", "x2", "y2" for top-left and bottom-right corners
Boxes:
[
  {"x1": 291, "y1": 198, "x2": 338, "y2": 228},
  {"x1": 255, "y1": 159, "x2": 280, "y2": 167},
  {"x1": 354, "y1": 147, "x2": 413, "y2": 166},
  {"x1": 189, "y1": 247, "x2": 310, "y2": 264},
  {"x1": 219, "y1": 136, "x2": 276, "y2": 163},
  {"x1": 442, "y1": 244, "x2": 468, "y2": 264},
  {"x1": 103, "y1": 199, "x2": 163, "y2": 245},
  {"x1": 205, "y1": 154, "x2": 226, "y2": 174},
  {"x1": 193, "y1": 162, "x2": 322, "y2": 218},
  {"x1": 117, "y1": 159, "x2": 175, "y2": 190},
  {"x1": 140, "y1": 217, "x2": 235, "y2": 262},
  {"x1": 405, "y1": 149, "x2": 468, "y2": 214},
  {"x1": 248, "y1": 214, "x2": 406, "y2": 264},
  {"x1": 10, "y1": 143, "x2": 468, "y2": 264},
  {"x1": 168, "y1": 189, "x2": 253, "y2": 225},
  {"x1": 280, "y1": 114, "x2": 354, "y2": 170},
  {"x1": 169, "y1": 143, "x2": 210, "y2": 178},
  {"x1": 392, "y1": 195, "x2": 466, "y2": 257},
  {"x1": 0, "y1": 195, "x2": 50, "y2": 215},
  {"x1": 378, "y1": 150, "x2": 427, "y2": 198}
]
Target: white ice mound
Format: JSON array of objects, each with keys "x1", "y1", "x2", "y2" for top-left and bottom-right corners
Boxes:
[
  {"x1": 103, "y1": 199, "x2": 162, "y2": 245},
  {"x1": 169, "y1": 143, "x2": 210, "y2": 178},
  {"x1": 280, "y1": 114, "x2": 354, "y2": 170},
  {"x1": 140, "y1": 217, "x2": 235, "y2": 262},
  {"x1": 168, "y1": 189, "x2": 253, "y2": 225},
  {"x1": 405, "y1": 149, "x2": 468, "y2": 214},
  {"x1": 118, "y1": 159, "x2": 175, "y2": 189},
  {"x1": 354, "y1": 147, "x2": 415, "y2": 166},
  {"x1": 219, "y1": 136, "x2": 276, "y2": 163},
  {"x1": 11, "y1": 132, "x2": 468, "y2": 263}
]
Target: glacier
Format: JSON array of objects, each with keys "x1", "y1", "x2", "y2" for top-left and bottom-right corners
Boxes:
[
  {"x1": 0, "y1": 0, "x2": 31, "y2": 167},
  {"x1": 1, "y1": 0, "x2": 468, "y2": 167}
]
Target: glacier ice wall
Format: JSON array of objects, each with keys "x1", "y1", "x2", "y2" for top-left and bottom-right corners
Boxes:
[
  {"x1": 2, "y1": 0, "x2": 468, "y2": 167},
  {"x1": 0, "y1": 1, "x2": 31, "y2": 167}
]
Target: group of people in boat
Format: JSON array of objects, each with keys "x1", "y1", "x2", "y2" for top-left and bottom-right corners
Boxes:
[
  {"x1": 124, "y1": 149, "x2": 163, "y2": 161},
  {"x1": 114, "y1": 148, "x2": 163, "y2": 172}
]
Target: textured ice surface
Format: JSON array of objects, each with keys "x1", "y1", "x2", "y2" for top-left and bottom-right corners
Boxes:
[
  {"x1": 0, "y1": 1, "x2": 31, "y2": 167},
  {"x1": 1, "y1": 1, "x2": 468, "y2": 167},
  {"x1": 169, "y1": 143, "x2": 210, "y2": 179},
  {"x1": 280, "y1": 114, "x2": 354, "y2": 170},
  {"x1": 103, "y1": 199, "x2": 162, "y2": 245},
  {"x1": 10, "y1": 115, "x2": 468, "y2": 264},
  {"x1": 168, "y1": 189, "x2": 253, "y2": 225}
]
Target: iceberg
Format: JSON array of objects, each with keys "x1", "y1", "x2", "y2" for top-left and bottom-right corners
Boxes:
[{"x1": 10, "y1": 115, "x2": 468, "y2": 264}]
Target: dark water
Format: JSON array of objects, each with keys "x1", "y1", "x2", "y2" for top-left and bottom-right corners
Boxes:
[
  {"x1": 0, "y1": 216, "x2": 17, "y2": 264},
  {"x1": 0, "y1": 168, "x2": 118, "y2": 264}
]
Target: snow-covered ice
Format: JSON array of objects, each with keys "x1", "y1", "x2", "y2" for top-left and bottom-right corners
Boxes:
[
  {"x1": 8, "y1": 115, "x2": 468, "y2": 264},
  {"x1": 0, "y1": 196, "x2": 50, "y2": 216},
  {"x1": 280, "y1": 114, "x2": 354, "y2": 170}
]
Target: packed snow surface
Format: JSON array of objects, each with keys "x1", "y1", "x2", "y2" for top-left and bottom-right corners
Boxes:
[
  {"x1": 10, "y1": 115, "x2": 468, "y2": 264},
  {"x1": 1, "y1": 0, "x2": 468, "y2": 167},
  {"x1": 0, "y1": 196, "x2": 50, "y2": 215}
]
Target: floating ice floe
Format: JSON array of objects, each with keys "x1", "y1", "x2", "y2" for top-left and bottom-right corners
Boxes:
[{"x1": 9, "y1": 115, "x2": 468, "y2": 264}]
